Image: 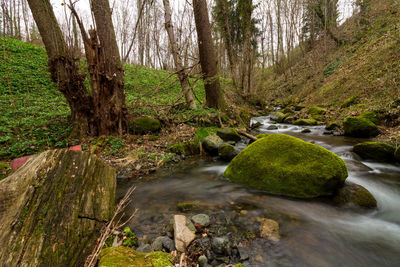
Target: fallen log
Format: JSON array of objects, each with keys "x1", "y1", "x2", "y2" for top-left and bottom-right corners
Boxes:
[{"x1": 0, "y1": 149, "x2": 116, "y2": 266}]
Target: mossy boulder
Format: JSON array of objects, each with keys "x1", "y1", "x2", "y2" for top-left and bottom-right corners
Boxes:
[
  {"x1": 294, "y1": 118, "x2": 318, "y2": 126},
  {"x1": 341, "y1": 96, "x2": 358, "y2": 108},
  {"x1": 294, "y1": 105, "x2": 305, "y2": 111},
  {"x1": 343, "y1": 116, "x2": 379, "y2": 138},
  {"x1": 308, "y1": 106, "x2": 326, "y2": 121},
  {"x1": 218, "y1": 143, "x2": 238, "y2": 162},
  {"x1": 270, "y1": 111, "x2": 287, "y2": 123},
  {"x1": 130, "y1": 117, "x2": 161, "y2": 134},
  {"x1": 224, "y1": 134, "x2": 348, "y2": 198},
  {"x1": 99, "y1": 246, "x2": 174, "y2": 267},
  {"x1": 334, "y1": 183, "x2": 377, "y2": 209},
  {"x1": 0, "y1": 149, "x2": 116, "y2": 266},
  {"x1": 395, "y1": 146, "x2": 400, "y2": 162},
  {"x1": 202, "y1": 134, "x2": 223, "y2": 155},
  {"x1": 326, "y1": 122, "x2": 340, "y2": 131},
  {"x1": 353, "y1": 142, "x2": 396, "y2": 162},
  {"x1": 216, "y1": 128, "x2": 241, "y2": 142},
  {"x1": 360, "y1": 111, "x2": 381, "y2": 125}
]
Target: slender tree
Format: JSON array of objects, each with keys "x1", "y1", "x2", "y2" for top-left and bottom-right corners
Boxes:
[
  {"x1": 162, "y1": 0, "x2": 196, "y2": 108},
  {"x1": 192, "y1": 0, "x2": 224, "y2": 109}
]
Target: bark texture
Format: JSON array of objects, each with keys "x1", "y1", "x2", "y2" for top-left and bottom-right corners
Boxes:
[
  {"x1": 0, "y1": 149, "x2": 116, "y2": 266},
  {"x1": 192, "y1": 0, "x2": 224, "y2": 109}
]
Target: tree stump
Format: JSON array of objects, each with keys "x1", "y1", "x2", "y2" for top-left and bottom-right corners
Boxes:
[{"x1": 0, "y1": 149, "x2": 116, "y2": 266}]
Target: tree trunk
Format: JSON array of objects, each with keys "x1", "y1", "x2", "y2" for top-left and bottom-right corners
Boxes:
[
  {"x1": 162, "y1": 0, "x2": 196, "y2": 109},
  {"x1": 27, "y1": 0, "x2": 94, "y2": 137},
  {"x1": 192, "y1": 0, "x2": 224, "y2": 109},
  {"x1": 241, "y1": 0, "x2": 253, "y2": 96},
  {"x1": 90, "y1": 0, "x2": 128, "y2": 135},
  {"x1": 0, "y1": 149, "x2": 116, "y2": 266}
]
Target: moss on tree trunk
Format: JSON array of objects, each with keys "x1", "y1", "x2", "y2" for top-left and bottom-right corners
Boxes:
[{"x1": 0, "y1": 149, "x2": 116, "y2": 266}]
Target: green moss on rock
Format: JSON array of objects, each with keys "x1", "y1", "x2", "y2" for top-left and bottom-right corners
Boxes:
[
  {"x1": 270, "y1": 111, "x2": 287, "y2": 123},
  {"x1": 360, "y1": 111, "x2": 381, "y2": 125},
  {"x1": 334, "y1": 183, "x2": 377, "y2": 209},
  {"x1": 130, "y1": 117, "x2": 161, "y2": 134},
  {"x1": 343, "y1": 116, "x2": 379, "y2": 138},
  {"x1": 0, "y1": 162, "x2": 10, "y2": 180},
  {"x1": 309, "y1": 106, "x2": 326, "y2": 115},
  {"x1": 218, "y1": 143, "x2": 237, "y2": 162},
  {"x1": 177, "y1": 202, "x2": 200, "y2": 212},
  {"x1": 353, "y1": 142, "x2": 396, "y2": 162},
  {"x1": 202, "y1": 134, "x2": 223, "y2": 155},
  {"x1": 216, "y1": 128, "x2": 241, "y2": 142},
  {"x1": 294, "y1": 118, "x2": 318, "y2": 126},
  {"x1": 326, "y1": 122, "x2": 340, "y2": 131},
  {"x1": 99, "y1": 246, "x2": 174, "y2": 267},
  {"x1": 224, "y1": 134, "x2": 348, "y2": 198}
]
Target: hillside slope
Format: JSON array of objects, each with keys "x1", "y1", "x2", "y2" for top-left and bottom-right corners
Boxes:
[{"x1": 259, "y1": 0, "x2": 400, "y2": 141}]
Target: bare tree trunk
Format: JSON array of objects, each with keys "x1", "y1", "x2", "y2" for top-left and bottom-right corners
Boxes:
[
  {"x1": 192, "y1": 0, "x2": 224, "y2": 109},
  {"x1": 27, "y1": 0, "x2": 94, "y2": 137},
  {"x1": 162, "y1": 0, "x2": 196, "y2": 109},
  {"x1": 241, "y1": 0, "x2": 253, "y2": 96}
]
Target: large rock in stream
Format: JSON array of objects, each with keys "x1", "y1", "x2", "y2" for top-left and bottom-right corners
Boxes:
[
  {"x1": 0, "y1": 149, "x2": 116, "y2": 266},
  {"x1": 224, "y1": 134, "x2": 348, "y2": 198}
]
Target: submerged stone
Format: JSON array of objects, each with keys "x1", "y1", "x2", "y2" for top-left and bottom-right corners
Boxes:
[
  {"x1": 334, "y1": 183, "x2": 377, "y2": 209},
  {"x1": 98, "y1": 246, "x2": 174, "y2": 267},
  {"x1": 353, "y1": 142, "x2": 396, "y2": 162},
  {"x1": 259, "y1": 218, "x2": 280, "y2": 241},
  {"x1": 224, "y1": 134, "x2": 348, "y2": 198},
  {"x1": 343, "y1": 116, "x2": 379, "y2": 138}
]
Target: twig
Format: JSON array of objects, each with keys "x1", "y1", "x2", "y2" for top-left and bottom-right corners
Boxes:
[
  {"x1": 84, "y1": 186, "x2": 137, "y2": 267},
  {"x1": 237, "y1": 129, "x2": 258, "y2": 141}
]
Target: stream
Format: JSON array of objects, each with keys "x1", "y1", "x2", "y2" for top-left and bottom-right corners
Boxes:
[{"x1": 117, "y1": 116, "x2": 400, "y2": 267}]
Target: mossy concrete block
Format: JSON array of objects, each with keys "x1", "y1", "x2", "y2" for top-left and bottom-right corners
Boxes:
[
  {"x1": 334, "y1": 183, "x2": 377, "y2": 209},
  {"x1": 216, "y1": 128, "x2": 241, "y2": 142},
  {"x1": 224, "y1": 134, "x2": 348, "y2": 198},
  {"x1": 294, "y1": 118, "x2": 318, "y2": 126},
  {"x1": 202, "y1": 134, "x2": 223, "y2": 155},
  {"x1": 343, "y1": 116, "x2": 379, "y2": 138},
  {"x1": 353, "y1": 142, "x2": 396, "y2": 162},
  {"x1": 0, "y1": 149, "x2": 116, "y2": 266},
  {"x1": 130, "y1": 117, "x2": 161, "y2": 134},
  {"x1": 99, "y1": 246, "x2": 174, "y2": 267}
]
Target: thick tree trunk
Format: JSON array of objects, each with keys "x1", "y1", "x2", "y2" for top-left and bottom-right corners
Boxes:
[
  {"x1": 162, "y1": 0, "x2": 196, "y2": 109},
  {"x1": 192, "y1": 0, "x2": 224, "y2": 109},
  {"x1": 90, "y1": 0, "x2": 128, "y2": 136},
  {"x1": 0, "y1": 149, "x2": 116, "y2": 266},
  {"x1": 27, "y1": 0, "x2": 94, "y2": 137}
]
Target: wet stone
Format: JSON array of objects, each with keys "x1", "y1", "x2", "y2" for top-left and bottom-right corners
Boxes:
[
  {"x1": 137, "y1": 244, "x2": 152, "y2": 253},
  {"x1": 192, "y1": 214, "x2": 211, "y2": 227},
  {"x1": 162, "y1": 237, "x2": 175, "y2": 252},
  {"x1": 151, "y1": 236, "x2": 165, "y2": 251},
  {"x1": 267, "y1": 125, "x2": 279, "y2": 130},
  {"x1": 198, "y1": 255, "x2": 208, "y2": 266},
  {"x1": 211, "y1": 237, "x2": 229, "y2": 255}
]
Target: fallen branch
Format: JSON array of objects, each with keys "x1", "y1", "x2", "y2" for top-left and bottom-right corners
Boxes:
[{"x1": 237, "y1": 129, "x2": 258, "y2": 142}]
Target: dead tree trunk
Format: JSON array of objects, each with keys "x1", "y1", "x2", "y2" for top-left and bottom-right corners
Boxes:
[
  {"x1": 192, "y1": 0, "x2": 224, "y2": 109},
  {"x1": 162, "y1": 0, "x2": 196, "y2": 109},
  {"x1": 27, "y1": 0, "x2": 94, "y2": 137},
  {"x1": 90, "y1": 0, "x2": 128, "y2": 135}
]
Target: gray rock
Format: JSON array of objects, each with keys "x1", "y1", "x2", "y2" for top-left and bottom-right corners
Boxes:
[
  {"x1": 238, "y1": 247, "x2": 250, "y2": 261},
  {"x1": 192, "y1": 214, "x2": 211, "y2": 227},
  {"x1": 203, "y1": 134, "x2": 224, "y2": 155},
  {"x1": 267, "y1": 125, "x2": 278, "y2": 130},
  {"x1": 301, "y1": 128, "x2": 311, "y2": 133},
  {"x1": 137, "y1": 244, "x2": 152, "y2": 253},
  {"x1": 211, "y1": 237, "x2": 229, "y2": 255},
  {"x1": 218, "y1": 143, "x2": 238, "y2": 162},
  {"x1": 173, "y1": 215, "x2": 196, "y2": 252},
  {"x1": 216, "y1": 128, "x2": 241, "y2": 142},
  {"x1": 270, "y1": 111, "x2": 286, "y2": 123},
  {"x1": 198, "y1": 255, "x2": 208, "y2": 267},
  {"x1": 151, "y1": 236, "x2": 165, "y2": 251},
  {"x1": 162, "y1": 237, "x2": 175, "y2": 252}
]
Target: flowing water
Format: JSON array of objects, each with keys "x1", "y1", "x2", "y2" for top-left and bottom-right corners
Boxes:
[{"x1": 118, "y1": 116, "x2": 400, "y2": 267}]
